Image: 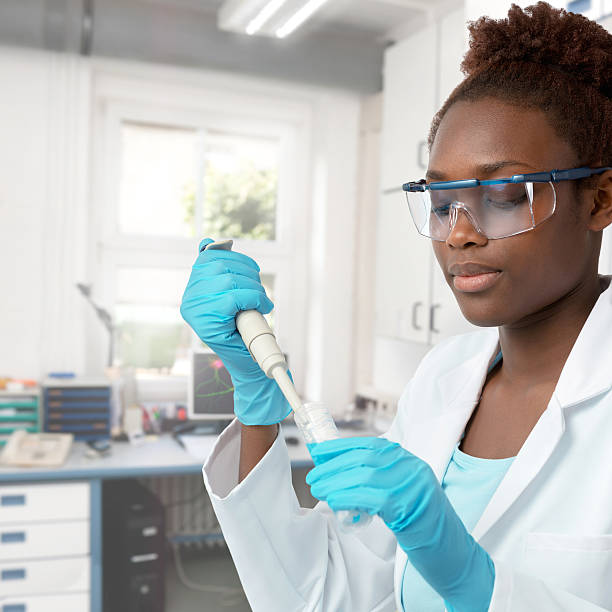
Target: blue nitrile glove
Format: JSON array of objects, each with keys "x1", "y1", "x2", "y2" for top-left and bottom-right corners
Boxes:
[
  {"x1": 306, "y1": 437, "x2": 495, "y2": 612},
  {"x1": 180, "y1": 238, "x2": 292, "y2": 426}
]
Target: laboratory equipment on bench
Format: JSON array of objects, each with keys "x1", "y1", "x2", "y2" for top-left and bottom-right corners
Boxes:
[
  {"x1": 187, "y1": 349, "x2": 236, "y2": 421},
  {"x1": 0, "y1": 430, "x2": 73, "y2": 467},
  {"x1": 43, "y1": 377, "x2": 112, "y2": 442},
  {"x1": 203, "y1": 240, "x2": 371, "y2": 529}
]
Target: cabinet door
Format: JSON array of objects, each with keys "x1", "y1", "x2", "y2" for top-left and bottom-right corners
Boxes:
[
  {"x1": 380, "y1": 23, "x2": 437, "y2": 192},
  {"x1": 374, "y1": 191, "x2": 432, "y2": 344}
]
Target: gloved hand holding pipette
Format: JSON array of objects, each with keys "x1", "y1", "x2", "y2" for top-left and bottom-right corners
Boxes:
[{"x1": 180, "y1": 237, "x2": 291, "y2": 426}]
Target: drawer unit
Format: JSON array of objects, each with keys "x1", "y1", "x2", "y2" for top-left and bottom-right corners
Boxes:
[
  {"x1": 43, "y1": 380, "x2": 111, "y2": 442},
  {"x1": 0, "y1": 557, "x2": 90, "y2": 597},
  {"x1": 0, "y1": 482, "x2": 89, "y2": 524},
  {"x1": 0, "y1": 391, "x2": 40, "y2": 447},
  {"x1": 0, "y1": 592, "x2": 89, "y2": 612},
  {"x1": 0, "y1": 521, "x2": 89, "y2": 561}
]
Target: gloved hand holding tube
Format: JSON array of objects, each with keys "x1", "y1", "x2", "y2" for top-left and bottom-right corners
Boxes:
[{"x1": 306, "y1": 437, "x2": 495, "y2": 612}]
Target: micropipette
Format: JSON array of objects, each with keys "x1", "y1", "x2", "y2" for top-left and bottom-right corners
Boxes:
[{"x1": 203, "y1": 240, "x2": 370, "y2": 529}]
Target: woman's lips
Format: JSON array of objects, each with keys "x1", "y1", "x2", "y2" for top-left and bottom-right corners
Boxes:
[{"x1": 453, "y1": 271, "x2": 501, "y2": 292}]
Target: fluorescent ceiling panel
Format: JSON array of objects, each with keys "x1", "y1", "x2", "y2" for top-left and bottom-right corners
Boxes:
[{"x1": 218, "y1": 0, "x2": 330, "y2": 37}]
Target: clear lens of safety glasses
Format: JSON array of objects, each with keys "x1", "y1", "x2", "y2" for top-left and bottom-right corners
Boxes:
[{"x1": 405, "y1": 181, "x2": 556, "y2": 241}]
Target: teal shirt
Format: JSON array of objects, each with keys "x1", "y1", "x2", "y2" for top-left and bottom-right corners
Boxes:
[{"x1": 401, "y1": 350, "x2": 514, "y2": 611}]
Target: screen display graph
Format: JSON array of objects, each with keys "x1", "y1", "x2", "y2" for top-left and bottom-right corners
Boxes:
[{"x1": 190, "y1": 351, "x2": 235, "y2": 418}]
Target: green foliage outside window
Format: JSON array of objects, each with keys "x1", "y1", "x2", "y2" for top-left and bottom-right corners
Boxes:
[{"x1": 182, "y1": 159, "x2": 277, "y2": 240}]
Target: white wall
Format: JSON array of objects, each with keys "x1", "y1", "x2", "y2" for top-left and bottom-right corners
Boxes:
[
  {"x1": 0, "y1": 45, "x2": 363, "y2": 414},
  {"x1": 0, "y1": 47, "x2": 89, "y2": 380},
  {"x1": 352, "y1": 93, "x2": 382, "y2": 393}
]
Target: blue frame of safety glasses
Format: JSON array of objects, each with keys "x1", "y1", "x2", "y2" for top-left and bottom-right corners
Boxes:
[{"x1": 402, "y1": 165, "x2": 612, "y2": 193}]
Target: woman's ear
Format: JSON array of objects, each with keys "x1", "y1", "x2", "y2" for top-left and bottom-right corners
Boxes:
[{"x1": 588, "y1": 170, "x2": 612, "y2": 232}]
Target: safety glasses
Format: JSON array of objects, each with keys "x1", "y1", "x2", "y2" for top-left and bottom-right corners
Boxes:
[{"x1": 402, "y1": 166, "x2": 611, "y2": 241}]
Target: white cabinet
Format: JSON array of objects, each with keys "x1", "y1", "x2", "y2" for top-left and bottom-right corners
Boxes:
[
  {"x1": 376, "y1": 6, "x2": 478, "y2": 351},
  {"x1": 0, "y1": 482, "x2": 89, "y2": 524},
  {"x1": 0, "y1": 482, "x2": 90, "y2": 610},
  {"x1": 0, "y1": 593, "x2": 89, "y2": 612},
  {"x1": 0, "y1": 557, "x2": 90, "y2": 597},
  {"x1": 0, "y1": 521, "x2": 89, "y2": 561},
  {"x1": 374, "y1": 191, "x2": 432, "y2": 344},
  {"x1": 380, "y1": 22, "x2": 437, "y2": 193}
]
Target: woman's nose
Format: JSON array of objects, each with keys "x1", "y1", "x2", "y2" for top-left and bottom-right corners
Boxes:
[{"x1": 445, "y1": 205, "x2": 487, "y2": 247}]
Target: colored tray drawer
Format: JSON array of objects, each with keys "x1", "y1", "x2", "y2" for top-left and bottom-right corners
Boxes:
[
  {"x1": 0, "y1": 413, "x2": 37, "y2": 423},
  {"x1": 0, "y1": 402, "x2": 37, "y2": 409},
  {"x1": 46, "y1": 422, "x2": 108, "y2": 433},
  {"x1": 0, "y1": 520, "x2": 89, "y2": 561},
  {"x1": 45, "y1": 400, "x2": 110, "y2": 412},
  {"x1": 0, "y1": 427, "x2": 36, "y2": 436},
  {"x1": 46, "y1": 412, "x2": 108, "y2": 421},
  {"x1": 45, "y1": 389, "x2": 109, "y2": 399},
  {"x1": 0, "y1": 483, "x2": 89, "y2": 525}
]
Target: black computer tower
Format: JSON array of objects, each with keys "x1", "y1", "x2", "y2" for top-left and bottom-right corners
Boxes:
[{"x1": 102, "y1": 479, "x2": 165, "y2": 612}]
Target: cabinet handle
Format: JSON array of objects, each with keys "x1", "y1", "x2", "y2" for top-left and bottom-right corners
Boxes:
[
  {"x1": 412, "y1": 301, "x2": 423, "y2": 330},
  {"x1": 430, "y1": 303, "x2": 441, "y2": 333},
  {"x1": 417, "y1": 140, "x2": 428, "y2": 170},
  {"x1": 1, "y1": 532, "x2": 26, "y2": 544},
  {"x1": 130, "y1": 553, "x2": 159, "y2": 564},
  {"x1": 1, "y1": 569, "x2": 26, "y2": 581},
  {"x1": 0, "y1": 495, "x2": 25, "y2": 507}
]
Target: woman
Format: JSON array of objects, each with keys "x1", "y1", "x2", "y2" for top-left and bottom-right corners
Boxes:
[{"x1": 180, "y1": 3, "x2": 612, "y2": 610}]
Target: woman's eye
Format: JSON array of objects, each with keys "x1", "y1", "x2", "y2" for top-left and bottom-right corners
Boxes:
[
  {"x1": 432, "y1": 204, "x2": 451, "y2": 216},
  {"x1": 485, "y1": 195, "x2": 528, "y2": 208}
]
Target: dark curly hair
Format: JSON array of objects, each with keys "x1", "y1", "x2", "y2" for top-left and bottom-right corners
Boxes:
[{"x1": 428, "y1": 2, "x2": 612, "y2": 174}]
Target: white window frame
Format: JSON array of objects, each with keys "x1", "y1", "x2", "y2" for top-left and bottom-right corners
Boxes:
[{"x1": 89, "y1": 66, "x2": 312, "y2": 394}]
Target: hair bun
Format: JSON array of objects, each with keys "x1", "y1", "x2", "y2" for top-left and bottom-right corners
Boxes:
[{"x1": 461, "y1": 2, "x2": 612, "y2": 98}]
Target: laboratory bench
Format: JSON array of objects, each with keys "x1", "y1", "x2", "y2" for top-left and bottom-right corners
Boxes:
[{"x1": 0, "y1": 429, "x2": 318, "y2": 612}]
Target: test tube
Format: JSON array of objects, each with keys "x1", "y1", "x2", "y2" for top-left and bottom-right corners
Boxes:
[{"x1": 294, "y1": 402, "x2": 372, "y2": 531}]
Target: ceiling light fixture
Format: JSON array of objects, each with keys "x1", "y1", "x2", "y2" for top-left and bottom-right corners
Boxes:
[
  {"x1": 275, "y1": 0, "x2": 330, "y2": 38},
  {"x1": 245, "y1": 0, "x2": 288, "y2": 35}
]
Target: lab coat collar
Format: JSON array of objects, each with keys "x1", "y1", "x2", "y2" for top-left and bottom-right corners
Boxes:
[
  {"x1": 436, "y1": 275, "x2": 612, "y2": 413},
  {"x1": 553, "y1": 275, "x2": 612, "y2": 408}
]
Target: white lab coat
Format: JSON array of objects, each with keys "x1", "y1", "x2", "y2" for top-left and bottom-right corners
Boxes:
[{"x1": 203, "y1": 277, "x2": 612, "y2": 612}]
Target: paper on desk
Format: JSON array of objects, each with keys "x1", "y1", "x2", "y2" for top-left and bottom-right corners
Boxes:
[{"x1": 178, "y1": 434, "x2": 218, "y2": 462}]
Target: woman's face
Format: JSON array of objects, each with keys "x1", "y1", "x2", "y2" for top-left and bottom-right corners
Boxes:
[{"x1": 429, "y1": 97, "x2": 601, "y2": 328}]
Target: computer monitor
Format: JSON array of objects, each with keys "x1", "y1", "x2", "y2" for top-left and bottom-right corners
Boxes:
[{"x1": 187, "y1": 350, "x2": 235, "y2": 421}]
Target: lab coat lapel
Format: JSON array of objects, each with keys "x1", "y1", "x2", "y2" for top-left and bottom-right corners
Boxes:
[
  {"x1": 393, "y1": 332, "x2": 500, "y2": 606},
  {"x1": 408, "y1": 331, "x2": 500, "y2": 481},
  {"x1": 472, "y1": 278, "x2": 612, "y2": 541},
  {"x1": 470, "y1": 395, "x2": 565, "y2": 541}
]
